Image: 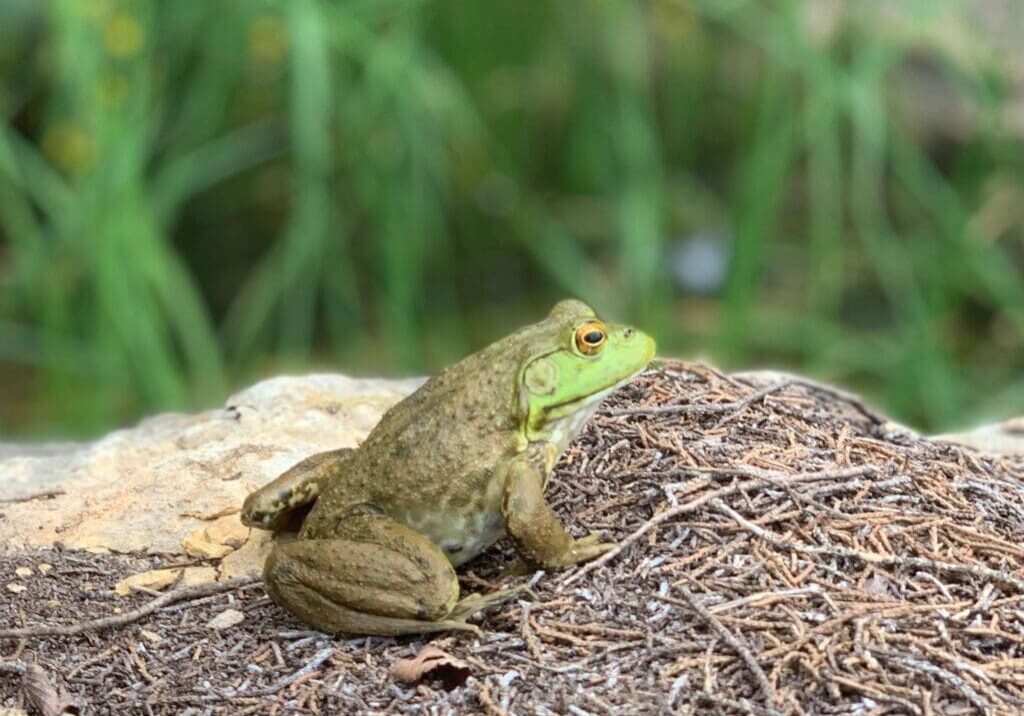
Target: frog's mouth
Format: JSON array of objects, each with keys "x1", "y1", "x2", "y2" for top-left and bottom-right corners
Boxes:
[{"x1": 534, "y1": 371, "x2": 639, "y2": 428}]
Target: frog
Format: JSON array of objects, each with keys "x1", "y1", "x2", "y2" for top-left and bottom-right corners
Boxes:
[{"x1": 241, "y1": 299, "x2": 655, "y2": 636}]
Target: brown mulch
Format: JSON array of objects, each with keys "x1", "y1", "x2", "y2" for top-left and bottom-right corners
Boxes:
[{"x1": 3, "y1": 360, "x2": 1024, "y2": 715}]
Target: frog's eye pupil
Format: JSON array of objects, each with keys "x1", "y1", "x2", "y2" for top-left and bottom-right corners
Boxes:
[{"x1": 584, "y1": 330, "x2": 603, "y2": 345}]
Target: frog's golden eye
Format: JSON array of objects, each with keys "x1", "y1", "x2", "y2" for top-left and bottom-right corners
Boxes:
[{"x1": 575, "y1": 321, "x2": 607, "y2": 355}]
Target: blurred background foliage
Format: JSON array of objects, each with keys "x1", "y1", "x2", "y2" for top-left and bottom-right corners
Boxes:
[{"x1": 0, "y1": 0, "x2": 1022, "y2": 438}]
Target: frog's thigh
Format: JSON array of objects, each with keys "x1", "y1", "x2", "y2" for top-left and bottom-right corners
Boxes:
[{"x1": 263, "y1": 513, "x2": 464, "y2": 636}]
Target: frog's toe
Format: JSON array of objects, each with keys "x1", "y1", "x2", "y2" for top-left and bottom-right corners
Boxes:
[
  {"x1": 434, "y1": 618, "x2": 484, "y2": 637},
  {"x1": 449, "y1": 584, "x2": 528, "y2": 621},
  {"x1": 498, "y1": 558, "x2": 532, "y2": 579},
  {"x1": 567, "y1": 537, "x2": 616, "y2": 563},
  {"x1": 575, "y1": 531, "x2": 608, "y2": 547}
]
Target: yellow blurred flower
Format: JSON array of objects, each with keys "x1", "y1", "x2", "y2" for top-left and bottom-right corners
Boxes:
[
  {"x1": 104, "y1": 13, "x2": 144, "y2": 58},
  {"x1": 41, "y1": 121, "x2": 95, "y2": 175},
  {"x1": 650, "y1": 0, "x2": 699, "y2": 40},
  {"x1": 248, "y1": 16, "x2": 288, "y2": 69},
  {"x1": 100, "y1": 73, "x2": 130, "y2": 107}
]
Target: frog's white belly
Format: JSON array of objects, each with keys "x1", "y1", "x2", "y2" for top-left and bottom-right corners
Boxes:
[{"x1": 421, "y1": 508, "x2": 507, "y2": 566}]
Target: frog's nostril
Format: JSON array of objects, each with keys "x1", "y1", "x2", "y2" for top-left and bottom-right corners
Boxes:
[{"x1": 624, "y1": 328, "x2": 635, "y2": 338}]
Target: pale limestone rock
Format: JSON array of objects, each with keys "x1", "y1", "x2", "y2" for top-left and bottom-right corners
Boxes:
[
  {"x1": 180, "y1": 536, "x2": 233, "y2": 560},
  {"x1": 0, "y1": 374, "x2": 422, "y2": 557},
  {"x1": 114, "y1": 568, "x2": 179, "y2": 596},
  {"x1": 181, "y1": 514, "x2": 251, "y2": 560},
  {"x1": 934, "y1": 417, "x2": 1024, "y2": 456},
  {"x1": 218, "y1": 529, "x2": 275, "y2": 581}
]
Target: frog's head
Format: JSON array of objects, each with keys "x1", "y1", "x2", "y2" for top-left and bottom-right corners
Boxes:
[{"x1": 518, "y1": 299, "x2": 655, "y2": 441}]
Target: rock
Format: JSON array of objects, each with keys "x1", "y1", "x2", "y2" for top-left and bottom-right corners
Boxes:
[
  {"x1": 181, "y1": 535, "x2": 234, "y2": 560},
  {"x1": 14, "y1": 567, "x2": 32, "y2": 577},
  {"x1": 5, "y1": 583, "x2": 26, "y2": 594},
  {"x1": 0, "y1": 374, "x2": 423, "y2": 556},
  {"x1": 218, "y1": 529, "x2": 274, "y2": 581},
  {"x1": 114, "y1": 566, "x2": 221, "y2": 596},
  {"x1": 114, "y1": 568, "x2": 180, "y2": 596},
  {"x1": 181, "y1": 514, "x2": 250, "y2": 560},
  {"x1": 207, "y1": 608, "x2": 245, "y2": 630},
  {"x1": 180, "y1": 566, "x2": 220, "y2": 586},
  {"x1": 934, "y1": 417, "x2": 1024, "y2": 456}
]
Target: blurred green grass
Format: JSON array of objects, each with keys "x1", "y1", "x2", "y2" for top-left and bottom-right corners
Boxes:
[{"x1": 0, "y1": 0, "x2": 1022, "y2": 437}]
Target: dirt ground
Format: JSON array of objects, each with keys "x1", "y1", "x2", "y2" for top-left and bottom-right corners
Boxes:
[{"x1": 3, "y1": 361, "x2": 1024, "y2": 715}]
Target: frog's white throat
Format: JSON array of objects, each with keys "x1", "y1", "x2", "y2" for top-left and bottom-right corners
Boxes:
[{"x1": 542, "y1": 376, "x2": 631, "y2": 450}]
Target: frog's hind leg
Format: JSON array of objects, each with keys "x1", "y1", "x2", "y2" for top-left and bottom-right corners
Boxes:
[
  {"x1": 263, "y1": 512, "x2": 499, "y2": 636},
  {"x1": 242, "y1": 448, "x2": 354, "y2": 532}
]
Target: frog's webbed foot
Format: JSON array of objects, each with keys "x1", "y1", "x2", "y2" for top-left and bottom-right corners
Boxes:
[
  {"x1": 242, "y1": 448, "x2": 354, "y2": 532},
  {"x1": 449, "y1": 583, "x2": 528, "y2": 621},
  {"x1": 263, "y1": 513, "x2": 506, "y2": 637},
  {"x1": 498, "y1": 558, "x2": 532, "y2": 579},
  {"x1": 560, "y1": 531, "x2": 616, "y2": 564}
]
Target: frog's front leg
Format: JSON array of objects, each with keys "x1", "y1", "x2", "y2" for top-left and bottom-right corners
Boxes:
[
  {"x1": 264, "y1": 511, "x2": 500, "y2": 636},
  {"x1": 501, "y1": 447, "x2": 615, "y2": 568}
]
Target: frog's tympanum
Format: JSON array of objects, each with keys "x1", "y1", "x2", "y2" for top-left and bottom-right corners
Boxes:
[{"x1": 242, "y1": 300, "x2": 655, "y2": 635}]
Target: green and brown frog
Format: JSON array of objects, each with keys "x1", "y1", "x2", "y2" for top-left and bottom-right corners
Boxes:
[{"x1": 241, "y1": 299, "x2": 655, "y2": 636}]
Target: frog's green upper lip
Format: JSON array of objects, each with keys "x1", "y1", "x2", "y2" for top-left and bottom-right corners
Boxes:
[{"x1": 536, "y1": 367, "x2": 646, "y2": 420}]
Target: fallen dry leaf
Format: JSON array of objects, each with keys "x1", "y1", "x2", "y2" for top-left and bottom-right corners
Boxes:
[
  {"x1": 22, "y1": 663, "x2": 79, "y2": 716},
  {"x1": 390, "y1": 645, "x2": 471, "y2": 691}
]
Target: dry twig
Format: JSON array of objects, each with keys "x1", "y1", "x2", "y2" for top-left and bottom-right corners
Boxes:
[
  {"x1": 658, "y1": 587, "x2": 780, "y2": 713},
  {"x1": 0, "y1": 577, "x2": 258, "y2": 639}
]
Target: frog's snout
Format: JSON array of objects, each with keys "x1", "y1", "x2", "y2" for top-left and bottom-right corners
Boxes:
[{"x1": 621, "y1": 325, "x2": 656, "y2": 364}]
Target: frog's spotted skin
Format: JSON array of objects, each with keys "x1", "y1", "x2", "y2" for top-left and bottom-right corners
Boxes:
[
  {"x1": 242, "y1": 448, "x2": 353, "y2": 531},
  {"x1": 244, "y1": 484, "x2": 318, "y2": 528},
  {"x1": 241, "y1": 299, "x2": 655, "y2": 636}
]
